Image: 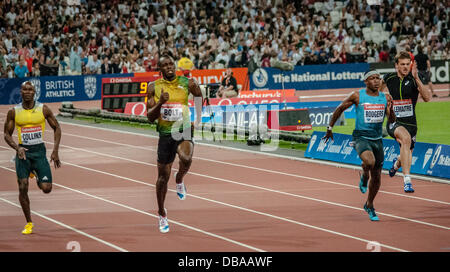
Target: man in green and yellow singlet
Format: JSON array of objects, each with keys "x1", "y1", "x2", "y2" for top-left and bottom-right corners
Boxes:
[
  {"x1": 146, "y1": 54, "x2": 202, "y2": 233},
  {"x1": 3, "y1": 81, "x2": 62, "y2": 235}
]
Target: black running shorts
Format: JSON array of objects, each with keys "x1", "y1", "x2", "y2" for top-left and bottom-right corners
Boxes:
[
  {"x1": 386, "y1": 122, "x2": 417, "y2": 149},
  {"x1": 157, "y1": 132, "x2": 194, "y2": 164},
  {"x1": 15, "y1": 143, "x2": 52, "y2": 183}
]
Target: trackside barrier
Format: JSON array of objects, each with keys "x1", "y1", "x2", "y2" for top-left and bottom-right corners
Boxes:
[{"x1": 305, "y1": 131, "x2": 450, "y2": 179}]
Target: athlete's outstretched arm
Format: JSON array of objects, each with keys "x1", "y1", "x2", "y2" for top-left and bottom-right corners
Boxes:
[
  {"x1": 188, "y1": 78, "x2": 203, "y2": 128},
  {"x1": 323, "y1": 91, "x2": 358, "y2": 142},
  {"x1": 43, "y1": 105, "x2": 61, "y2": 168}
]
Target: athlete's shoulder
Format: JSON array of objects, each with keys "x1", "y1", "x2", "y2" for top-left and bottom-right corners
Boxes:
[
  {"x1": 177, "y1": 75, "x2": 189, "y2": 83},
  {"x1": 14, "y1": 103, "x2": 23, "y2": 110},
  {"x1": 383, "y1": 72, "x2": 397, "y2": 82}
]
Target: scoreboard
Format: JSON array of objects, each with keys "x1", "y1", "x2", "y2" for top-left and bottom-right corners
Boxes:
[
  {"x1": 267, "y1": 108, "x2": 312, "y2": 131},
  {"x1": 101, "y1": 76, "x2": 159, "y2": 112}
]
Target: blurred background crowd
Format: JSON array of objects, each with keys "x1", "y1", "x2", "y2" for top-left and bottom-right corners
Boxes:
[{"x1": 0, "y1": 0, "x2": 448, "y2": 78}]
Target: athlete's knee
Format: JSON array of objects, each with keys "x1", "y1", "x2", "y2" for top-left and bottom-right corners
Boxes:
[
  {"x1": 18, "y1": 180, "x2": 29, "y2": 194},
  {"x1": 395, "y1": 129, "x2": 411, "y2": 146},
  {"x1": 40, "y1": 183, "x2": 52, "y2": 194},
  {"x1": 156, "y1": 173, "x2": 170, "y2": 185},
  {"x1": 370, "y1": 168, "x2": 382, "y2": 182},
  {"x1": 362, "y1": 160, "x2": 375, "y2": 171},
  {"x1": 178, "y1": 153, "x2": 192, "y2": 166}
]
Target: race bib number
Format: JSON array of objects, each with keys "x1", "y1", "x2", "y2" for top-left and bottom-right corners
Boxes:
[
  {"x1": 160, "y1": 103, "x2": 184, "y2": 121},
  {"x1": 363, "y1": 104, "x2": 385, "y2": 123},
  {"x1": 20, "y1": 126, "x2": 43, "y2": 145},
  {"x1": 393, "y1": 99, "x2": 413, "y2": 118}
]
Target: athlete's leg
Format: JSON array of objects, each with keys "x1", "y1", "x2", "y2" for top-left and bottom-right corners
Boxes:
[
  {"x1": 359, "y1": 150, "x2": 376, "y2": 183},
  {"x1": 393, "y1": 126, "x2": 412, "y2": 176},
  {"x1": 366, "y1": 166, "x2": 382, "y2": 209},
  {"x1": 17, "y1": 178, "x2": 32, "y2": 223},
  {"x1": 175, "y1": 141, "x2": 194, "y2": 184},
  {"x1": 156, "y1": 162, "x2": 172, "y2": 217}
]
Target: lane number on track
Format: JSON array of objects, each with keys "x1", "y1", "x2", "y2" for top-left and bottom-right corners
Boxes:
[
  {"x1": 366, "y1": 241, "x2": 381, "y2": 252},
  {"x1": 66, "y1": 241, "x2": 81, "y2": 252}
]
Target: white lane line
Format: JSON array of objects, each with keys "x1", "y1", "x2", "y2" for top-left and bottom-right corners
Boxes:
[
  {"x1": 1, "y1": 141, "x2": 448, "y2": 231},
  {"x1": 0, "y1": 165, "x2": 265, "y2": 252},
  {"x1": 0, "y1": 197, "x2": 128, "y2": 252},
  {"x1": 59, "y1": 131, "x2": 450, "y2": 206},
  {"x1": 1, "y1": 162, "x2": 408, "y2": 252},
  {"x1": 56, "y1": 121, "x2": 450, "y2": 185}
]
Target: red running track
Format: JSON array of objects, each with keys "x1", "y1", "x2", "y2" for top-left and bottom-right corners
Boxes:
[{"x1": 0, "y1": 109, "x2": 449, "y2": 252}]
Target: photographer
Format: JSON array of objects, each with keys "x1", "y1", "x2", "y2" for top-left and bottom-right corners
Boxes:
[{"x1": 217, "y1": 68, "x2": 238, "y2": 98}]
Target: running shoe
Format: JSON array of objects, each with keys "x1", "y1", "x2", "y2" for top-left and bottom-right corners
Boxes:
[
  {"x1": 174, "y1": 172, "x2": 187, "y2": 200},
  {"x1": 22, "y1": 222, "x2": 34, "y2": 235},
  {"x1": 389, "y1": 158, "x2": 398, "y2": 177},
  {"x1": 158, "y1": 209, "x2": 169, "y2": 233},
  {"x1": 176, "y1": 182, "x2": 187, "y2": 200},
  {"x1": 359, "y1": 173, "x2": 368, "y2": 194},
  {"x1": 363, "y1": 203, "x2": 379, "y2": 221},
  {"x1": 404, "y1": 183, "x2": 415, "y2": 193}
]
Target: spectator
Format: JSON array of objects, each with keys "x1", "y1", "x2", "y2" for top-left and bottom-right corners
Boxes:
[
  {"x1": 217, "y1": 68, "x2": 239, "y2": 98},
  {"x1": 0, "y1": 0, "x2": 446, "y2": 79},
  {"x1": 101, "y1": 57, "x2": 113, "y2": 74},
  {"x1": 14, "y1": 56, "x2": 29, "y2": 78},
  {"x1": 69, "y1": 48, "x2": 82, "y2": 75},
  {"x1": 379, "y1": 45, "x2": 390, "y2": 62},
  {"x1": 86, "y1": 54, "x2": 101, "y2": 74}
]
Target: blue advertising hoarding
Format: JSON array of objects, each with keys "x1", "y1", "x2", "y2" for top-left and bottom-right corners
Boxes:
[
  {"x1": 191, "y1": 101, "x2": 354, "y2": 128},
  {"x1": 250, "y1": 63, "x2": 369, "y2": 90},
  {"x1": 0, "y1": 74, "x2": 133, "y2": 105},
  {"x1": 305, "y1": 131, "x2": 450, "y2": 179}
]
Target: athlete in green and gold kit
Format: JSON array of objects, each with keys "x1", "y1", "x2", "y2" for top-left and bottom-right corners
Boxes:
[
  {"x1": 146, "y1": 55, "x2": 202, "y2": 233},
  {"x1": 3, "y1": 81, "x2": 62, "y2": 234}
]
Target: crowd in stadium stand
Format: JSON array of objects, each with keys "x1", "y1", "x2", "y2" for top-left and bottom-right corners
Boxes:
[{"x1": 0, "y1": 0, "x2": 448, "y2": 78}]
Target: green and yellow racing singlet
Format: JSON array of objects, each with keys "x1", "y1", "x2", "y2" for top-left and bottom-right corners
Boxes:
[
  {"x1": 154, "y1": 76, "x2": 191, "y2": 135},
  {"x1": 14, "y1": 102, "x2": 46, "y2": 145}
]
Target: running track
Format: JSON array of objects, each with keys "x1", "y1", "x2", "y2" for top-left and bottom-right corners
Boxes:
[{"x1": 0, "y1": 101, "x2": 449, "y2": 252}]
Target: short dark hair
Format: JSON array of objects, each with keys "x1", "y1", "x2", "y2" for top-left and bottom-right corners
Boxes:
[
  {"x1": 158, "y1": 54, "x2": 174, "y2": 67},
  {"x1": 394, "y1": 51, "x2": 411, "y2": 63},
  {"x1": 21, "y1": 81, "x2": 35, "y2": 90}
]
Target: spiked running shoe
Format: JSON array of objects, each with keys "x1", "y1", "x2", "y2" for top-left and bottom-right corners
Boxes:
[
  {"x1": 389, "y1": 158, "x2": 398, "y2": 177},
  {"x1": 174, "y1": 172, "x2": 187, "y2": 200},
  {"x1": 176, "y1": 182, "x2": 187, "y2": 200},
  {"x1": 364, "y1": 203, "x2": 379, "y2": 221},
  {"x1": 158, "y1": 209, "x2": 169, "y2": 233},
  {"x1": 404, "y1": 183, "x2": 415, "y2": 193},
  {"x1": 359, "y1": 173, "x2": 368, "y2": 194},
  {"x1": 22, "y1": 222, "x2": 34, "y2": 235}
]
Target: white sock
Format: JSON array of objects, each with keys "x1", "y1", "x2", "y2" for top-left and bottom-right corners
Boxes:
[
  {"x1": 404, "y1": 175, "x2": 411, "y2": 184},
  {"x1": 394, "y1": 159, "x2": 400, "y2": 170}
]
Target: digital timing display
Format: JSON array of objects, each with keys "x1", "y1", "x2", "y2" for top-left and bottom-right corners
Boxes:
[
  {"x1": 102, "y1": 77, "x2": 155, "y2": 111},
  {"x1": 278, "y1": 110, "x2": 311, "y2": 127}
]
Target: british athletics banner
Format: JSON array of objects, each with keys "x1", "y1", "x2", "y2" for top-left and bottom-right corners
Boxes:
[
  {"x1": 0, "y1": 74, "x2": 133, "y2": 105},
  {"x1": 305, "y1": 131, "x2": 450, "y2": 179},
  {"x1": 250, "y1": 63, "x2": 369, "y2": 91}
]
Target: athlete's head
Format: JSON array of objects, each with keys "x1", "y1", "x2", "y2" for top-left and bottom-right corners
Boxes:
[
  {"x1": 394, "y1": 51, "x2": 411, "y2": 77},
  {"x1": 363, "y1": 70, "x2": 381, "y2": 92},
  {"x1": 158, "y1": 54, "x2": 176, "y2": 81},
  {"x1": 20, "y1": 81, "x2": 36, "y2": 102}
]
